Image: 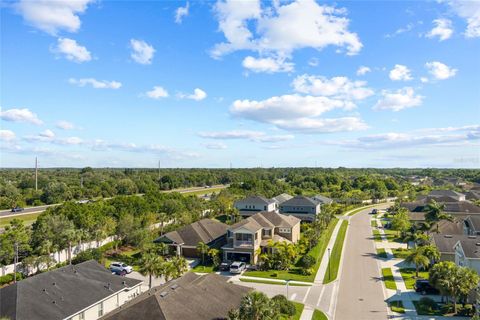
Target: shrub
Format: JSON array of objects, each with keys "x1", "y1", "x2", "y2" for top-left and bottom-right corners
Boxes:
[
  {"x1": 272, "y1": 295, "x2": 296, "y2": 316},
  {"x1": 300, "y1": 255, "x2": 316, "y2": 269},
  {"x1": 418, "y1": 297, "x2": 437, "y2": 312},
  {"x1": 72, "y1": 248, "x2": 102, "y2": 264},
  {"x1": 0, "y1": 272, "x2": 23, "y2": 286},
  {"x1": 271, "y1": 272, "x2": 278, "y2": 277},
  {"x1": 99, "y1": 241, "x2": 119, "y2": 253}
]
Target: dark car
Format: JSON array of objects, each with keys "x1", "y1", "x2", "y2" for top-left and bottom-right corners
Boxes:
[
  {"x1": 371, "y1": 209, "x2": 378, "y2": 215},
  {"x1": 11, "y1": 206, "x2": 24, "y2": 213},
  {"x1": 414, "y1": 279, "x2": 439, "y2": 295},
  {"x1": 219, "y1": 262, "x2": 231, "y2": 271}
]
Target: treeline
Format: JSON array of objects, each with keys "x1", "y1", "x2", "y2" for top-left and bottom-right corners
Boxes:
[{"x1": 1, "y1": 167, "x2": 479, "y2": 209}]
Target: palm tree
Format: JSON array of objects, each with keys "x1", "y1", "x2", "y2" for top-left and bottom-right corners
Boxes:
[
  {"x1": 157, "y1": 212, "x2": 168, "y2": 235},
  {"x1": 208, "y1": 248, "x2": 221, "y2": 268},
  {"x1": 405, "y1": 247, "x2": 430, "y2": 278},
  {"x1": 423, "y1": 199, "x2": 452, "y2": 229},
  {"x1": 170, "y1": 255, "x2": 188, "y2": 278},
  {"x1": 239, "y1": 291, "x2": 278, "y2": 320},
  {"x1": 196, "y1": 241, "x2": 209, "y2": 265},
  {"x1": 138, "y1": 253, "x2": 165, "y2": 289},
  {"x1": 421, "y1": 245, "x2": 440, "y2": 264}
]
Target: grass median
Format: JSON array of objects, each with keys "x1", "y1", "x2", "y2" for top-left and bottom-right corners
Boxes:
[
  {"x1": 312, "y1": 309, "x2": 328, "y2": 320},
  {"x1": 381, "y1": 268, "x2": 397, "y2": 290},
  {"x1": 323, "y1": 220, "x2": 348, "y2": 284}
]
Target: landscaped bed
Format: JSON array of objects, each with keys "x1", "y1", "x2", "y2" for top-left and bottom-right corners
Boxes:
[
  {"x1": 372, "y1": 229, "x2": 382, "y2": 242},
  {"x1": 244, "y1": 218, "x2": 338, "y2": 282},
  {"x1": 191, "y1": 263, "x2": 216, "y2": 273},
  {"x1": 392, "y1": 248, "x2": 411, "y2": 259},
  {"x1": 399, "y1": 268, "x2": 429, "y2": 289},
  {"x1": 312, "y1": 309, "x2": 328, "y2": 320},
  {"x1": 389, "y1": 300, "x2": 405, "y2": 314},
  {"x1": 323, "y1": 220, "x2": 348, "y2": 284},
  {"x1": 283, "y1": 302, "x2": 304, "y2": 320},
  {"x1": 376, "y1": 248, "x2": 387, "y2": 259},
  {"x1": 381, "y1": 268, "x2": 397, "y2": 290},
  {"x1": 413, "y1": 298, "x2": 474, "y2": 317}
]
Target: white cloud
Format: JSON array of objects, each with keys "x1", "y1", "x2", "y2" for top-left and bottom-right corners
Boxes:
[
  {"x1": 53, "y1": 38, "x2": 91, "y2": 63},
  {"x1": 425, "y1": 61, "x2": 457, "y2": 80},
  {"x1": 272, "y1": 117, "x2": 368, "y2": 133},
  {"x1": 426, "y1": 18, "x2": 453, "y2": 41},
  {"x1": 356, "y1": 66, "x2": 371, "y2": 76},
  {"x1": 0, "y1": 130, "x2": 16, "y2": 141},
  {"x1": 292, "y1": 74, "x2": 374, "y2": 101},
  {"x1": 198, "y1": 130, "x2": 294, "y2": 142},
  {"x1": 389, "y1": 64, "x2": 413, "y2": 81},
  {"x1": 54, "y1": 136, "x2": 83, "y2": 145},
  {"x1": 308, "y1": 58, "x2": 319, "y2": 67},
  {"x1": 146, "y1": 86, "x2": 169, "y2": 99},
  {"x1": 15, "y1": 0, "x2": 94, "y2": 35},
  {"x1": 445, "y1": 0, "x2": 480, "y2": 38},
  {"x1": 0, "y1": 108, "x2": 43, "y2": 125},
  {"x1": 68, "y1": 78, "x2": 122, "y2": 89},
  {"x1": 420, "y1": 77, "x2": 429, "y2": 83},
  {"x1": 130, "y1": 39, "x2": 155, "y2": 65},
  {"x1": 203, "y1": 142, "x2": 227, "y2": 150},
  {"x1": 385, "y1": 23, "x2": 415, "y2": 38},
  {"x1": 56, "y1": 120, "x2": 75, "y2": 130},
  {"x1": 374, "y1": 87, "x2": 423, "y2": 112},
  {"x1": 175, "y1": 2, "x2": 189, "y2": 24},
  {"x1": 212, "y1": 0, "x2": 362, "y2": 71},
  {"x1": 39, "y1": 129, "x2": 55, "y2": 138},
  {"x1": 242, "y1": 56, "x2": 294, "y2": 73},
  {"x1": 178, "y1": 88, "x2": 207, "y2": 101}
]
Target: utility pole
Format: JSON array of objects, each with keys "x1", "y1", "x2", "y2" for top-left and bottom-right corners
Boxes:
[
  {"x1": 35, "y1": 156, "x2": 38, "y2": 191},
  {"x1": 14, "y1": 242, "x2": 18, "y2": 283},
  {"x1": 328, "y1": 247, "x2": 331, "y2": 281}
]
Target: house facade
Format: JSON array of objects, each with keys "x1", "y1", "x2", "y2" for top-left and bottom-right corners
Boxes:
[
  {"x1": 234, "y1": 196, "x2": 277, "y2": 216},
  {"x1": 454, "y1": 239, "x2": 480, "y2": 274},
  {"x1": 279, "y1": 195, "x2": 321, "y2": 222},
  {"x1": 222, "y1": 211, "x2": 300, "y2": 264}
]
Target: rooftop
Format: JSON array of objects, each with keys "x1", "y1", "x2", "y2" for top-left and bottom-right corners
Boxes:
[{"x1": 155, "y1": 219, "x2": 228, "y2": 246}]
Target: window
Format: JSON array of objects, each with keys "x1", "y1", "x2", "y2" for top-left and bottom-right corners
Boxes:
[
  {"x1": 227, "y1": 230, "x2": 232, "y2": 238},
  {"x1": 262, "y1": 229, "x2": 271, "y2": 236},
  {"x1": 98, "y1": 302, "x2": 104, "y2": 317},
  {"x1": 79, "y1": 312, "x2": 85, "y2": 320},
  {"x1": 279, "y1": 228, "x2": 291, "y2": 233}
]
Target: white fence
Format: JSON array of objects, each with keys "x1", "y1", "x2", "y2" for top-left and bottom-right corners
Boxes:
[{"x1": 1, "y1": 236, "x2": 116, "y2": 276}]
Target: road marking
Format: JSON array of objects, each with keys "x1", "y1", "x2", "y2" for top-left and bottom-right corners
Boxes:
[
  {"x1": 302, "y1": 286, "x2": 311, "y2": 303},
  {"x1": 317, "y1": 285, "x2": 326, "y2": 307},
  {"x1": 290, "y1": 293, "x2": 297, "y2": 301}
]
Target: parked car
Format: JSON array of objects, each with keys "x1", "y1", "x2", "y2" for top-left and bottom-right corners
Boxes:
[
  {"x1": 110, "y1": 262, "x2": 133, "y2": 275},
  {"x1": 219, "y1": 262, "x2": 231, "y2": 271},
  {"x1": 229, "y1": 261, "x2": 246, "y2": 274},
  {"x1": 414, "y1": 279, "x2": 439, "y2": 295},
  {"x1": 11, "y1": 206, "x2": 24, "y2": 213}
]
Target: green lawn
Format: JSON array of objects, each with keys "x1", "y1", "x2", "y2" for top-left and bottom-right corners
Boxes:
[
  {"x1": 413, "y1": 300, "x2": 474, "y2": 317},
  {"x1": 392, "y1": 248, "x2": 412, "y2": 259},
  {"x1": 239, "y1": 278, "x2": 311, "y2": 286},
  {"x1": 104, "y1": 248, "x2": 142, "y2": 272},
  {"x1": 372, "y1": 229, "x2": 382, "y2": 242},
  {"x1": 323, "y1": 220, "x2": 348, "y2": 284},
  {"x1": 383, "y1": 229, "x2": 403, "y2": 242},
  {"x1": 371, "y1": 220, "x2": 377, "y2": 227},
  {"x1": 0, "y1": 212, "x2": 42, "y2": 228},
  {"x1": 245, "y1": 218, "x2": 339, "y2": 282},
  {"x1": 312, "y1": 309, "x2": 328, "y2": 320},
  {"x1": 389, "y1": 300, "x2": 405, "y2": 313},
  {"x1": 191, "y1": 264, "x2": 216, "y2": 273},
  {"x1": 376, "y1": 248, "x2": 387, "y2": 259},
  {"x1": 381, "y1": 268, "x2": 397, "y2": 290},
  {"x1": 286, "y1": 302, "x2": 304, "y2": 320},
  {"x1": 399, "y1": 268, "x2": 429, "y2": 289}
]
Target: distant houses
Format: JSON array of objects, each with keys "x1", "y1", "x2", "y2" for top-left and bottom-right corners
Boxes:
[
  {"x1": 233, "y1": 196, "x2": 277, "y2": 216},
  {"x1": 0, "y1": 260, "x2": 142, "y2": 320}
]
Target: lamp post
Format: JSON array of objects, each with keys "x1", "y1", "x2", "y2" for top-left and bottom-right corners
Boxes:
[
  {"x1": 327, "y1": 247, "x2": 331, "y2": 281},
  {"x1": 286, "y1": 279, "x2": 291, "y2": 299}
]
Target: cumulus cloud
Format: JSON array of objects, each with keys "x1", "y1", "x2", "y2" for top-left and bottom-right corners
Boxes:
[
  {"x1": 175, "y1": 2, "x2": 189, "y2": 24},
  {"x1": 130, "y1": 39, "x2": 155, "y2": 65},
  {"x1": 69, "y1": 78, "x2": 122, "y2": 89},
  {"x1": 356, "y1": 66, "x2": 371, "y2": 76},
  {"x1": 15, "y1": 0, "x2": 94, "y2": 35},
  {"x1": 425, "y1": 61, "x2": 457, "y2": 80},
  {"x1": 211, "y1": 0, "x2": 362, "y2": 72},
  {"x1": 53, "y1": 38, "x2": 91, "y2": 63},
  {"x1": 145, "y1": 86, "x2": 169, "y2": 99},
  {"x1": 426, "y1": 18, "x2": 454, "y2": 41},
  {"x1": 56, "y1": 120, "x2": 76, "y2": 130},
  {"x1": 292, "y1": 74, "x2": 374, "y2": 101},
  {"x1": 444, "y1": 0, "x2": 480, "y2": 38},
  {"x1": 198, "y1": 130, "x2": 294, "y2": 143},
  {"x1": 374, "y1": 87, "x2": 423, "y2": 112},
  {"x1": 272, "y1": 117, "x2": 368, "y2": 133},
  {"x1": 202, "y1": 142, "x2": 227, "y2": 150},
  {"x1": 54, "y1": 136, "x2": 83, "y2": 145},
  {"x1": 0, "y1": 108, "x2": 43, "y2": 125},
  {"x1": 39, "y1": 129, "x2": 55, "y2": 138},
  {"x1": 0, "y1": 130, "x2": 16, "y2": 141},
  {"x1": 178, "y1": 88, "x2": 207, "y2": 101},
  {"x1": 242, "y1": 56, "x2": 294, "y2": 73},
  {"x1": 389, "y1": 64, "x2": 413, "y2": 81}
]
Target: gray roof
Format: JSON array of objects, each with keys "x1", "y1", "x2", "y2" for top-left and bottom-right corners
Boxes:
[
  {"x1": 281, "y1": 195, "x2": 319, "y2": 207},
  {"x1": 229, "y1": 217, "x2": 263, "y2": 232},
  {"x1": 432, "y1": 234, "x2": 476, "y2": 254},
  {"x1": 102, "y1": 273, "x2": 251, "y2": 320},
  {"x1": 408, "y1": 212, "x2": 426, "y2": 221},
  {"x1": 401, "y1": 200, "x2": 480, "y2": 215},
  {"x1": 0, "y1": 260, "x2": 142, "y2": 320},
  {"x1": 429, "y1": 190, "x2": 465, "y2": 198},
  {"x1": 433, "y1": 219, "x2": 465, "y2": 235},
  {"x1": 272, "y1": 193, "x2": 293, "y2": 204},
  {"x1": 234, "y1": 195, "x2": 275, "y2": 206},
  {"x1": 465, "y1": 215, "x2": 480, "y2": 231},
  {"x1": 457, "y1": 239, "x2": 480, "y2": 259},
  {"x1": 312, "y1": 194, "x2": 333, "y2": 204},
  {"x1": 229, "y1": 211, "x2": 300, "y2": 232},
  {"x1": 466, "y1": 191, "x2": 480, "y2": 201},
  {"x1": 258, "y1": 211, "x2": 300, "y2": 228},
  {"x1": 155, "y1": 219, "x2": 228, "y2": 246}
]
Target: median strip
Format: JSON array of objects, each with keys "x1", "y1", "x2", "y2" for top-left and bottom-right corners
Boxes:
[{"x1": 323, "y1": 220, "x2": 348, "y2": 284}]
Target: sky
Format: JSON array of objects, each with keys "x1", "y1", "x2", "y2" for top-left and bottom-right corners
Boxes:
[{"x1": 1, "y1": 0, "x2": 479, "y2": 168}]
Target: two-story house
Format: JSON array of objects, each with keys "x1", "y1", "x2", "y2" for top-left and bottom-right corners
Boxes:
[
  {"x1": 454, "y1": 238, "x2": 480, "y2": 274},
  {"x1": 464, "y1": 216, "x2": 480, "y2": 235},
  {"x1": 234, "y1": 196, "x2": 277, "y2": 216},
  {"x1": 279, "y1": 195, "x2": 321, "y2": 222},
  {"x1": 222, "y1": 211, "x2": 300, "y2": 264}
]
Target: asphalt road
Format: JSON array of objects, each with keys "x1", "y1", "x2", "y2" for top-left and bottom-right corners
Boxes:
[{"x1": 335, "y1": 204, "x2": 390, "y2": 320}]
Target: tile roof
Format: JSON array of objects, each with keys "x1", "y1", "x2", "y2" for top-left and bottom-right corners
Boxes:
[
  {"x1": 155, "y1": 219, "x2": 228, "y2": 246},
  {"x1": 0, "y1": 260, "x2": 142, "y2": 320}
]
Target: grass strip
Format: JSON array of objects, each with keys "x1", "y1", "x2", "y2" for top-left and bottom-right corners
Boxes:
[{"x1": 323, "y1": 220, "x2": 348, "y2": 284}]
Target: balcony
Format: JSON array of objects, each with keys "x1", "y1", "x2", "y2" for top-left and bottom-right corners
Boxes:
[{"x1": 234, "y1": 241, "x2": 254, "y2": 248}]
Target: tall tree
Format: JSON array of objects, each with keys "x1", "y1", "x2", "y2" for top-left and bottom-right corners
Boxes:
[
  {"x1": 138, "y1": 253, "x2": 165, "y2": 289},
  {"x1": 405, "y1": 247, "x2": 430, "y2": 277},
  {"x1": 196, "y1": 241, "x2": 209, "y2": 265}
]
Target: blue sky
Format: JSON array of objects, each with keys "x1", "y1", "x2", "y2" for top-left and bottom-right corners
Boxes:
[{"x1": 1, "y1": 0, "x2": 479, "y2": 168}]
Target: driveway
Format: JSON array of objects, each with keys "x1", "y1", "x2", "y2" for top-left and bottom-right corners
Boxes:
[{"x1": 126, "y1": 271, "x2": 166, "y2": 291}]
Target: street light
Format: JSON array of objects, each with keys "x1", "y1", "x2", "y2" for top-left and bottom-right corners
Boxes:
[
  {"x1": 285, "y1": 279, "x2": 291, "y2": 299},
  {"x1": 327, "y1": 248, "x2": 331, "y2": 281}
]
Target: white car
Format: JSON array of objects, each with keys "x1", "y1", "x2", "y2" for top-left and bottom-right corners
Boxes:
[
  {"x1": 110, "y1": 262, "x2": 133, "y2": 274},
  {"x1": 229, "y1": 261, "x2": 246, "y2": 274}
]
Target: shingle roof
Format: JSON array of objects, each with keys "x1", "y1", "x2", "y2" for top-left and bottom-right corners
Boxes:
[
  {"x1": 258, "y1": 211, "x2": 300, "y2": 228},
  {"x1": 444, "y1": 202, "x2": 480, "y2": 214},
  {"x1": 229, "y1": 217, "x2": 263, "y2": 232},
  {"x1": 465, "y1": 215, "x2": 480, "y2": 231},
  {"x1": 432, "y1": 234, "x2": 476, "y2": 254},
  {"x1": 234, "y1": 196, "x2": 275, "y2": 206},
  {"x1": 429, "y1": 190, "x2": 465, "y2": 198},
  {"x1": 102, "y1": 273, "x2": 251, "y2": 320},
  {"x1": 155, "y1": 219, "x2": 228, "y2": 246},
  {"x1": 281, "y1": 195, "x2": 319, "y2": 207},
  {"x1": 408, "y1": 212, "x2": 426, "y2": 221},
  {"x1": 433, "y1": 219, "x2": 465, "y2": 235},
  {"x1": 312, "y1": 194, "x2": 333, "y2": 204},
  {"x1": 466, "y1": 191, "x2": 480, "y2": 201},
  {"x1": 0, "y1": 260, "x2": 142, "y2": 320},
  {"x1": 457, "y1": 239, "x2": 480, "y2": 259},
  {"x1": 260, "y1": 234, "x2": 291, "y2": 246},
  {"x1": 272, "y1": 193, "x2": 293, "y2": 204}
]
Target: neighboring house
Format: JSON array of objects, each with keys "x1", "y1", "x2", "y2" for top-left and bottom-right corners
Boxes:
[
  {"x1": 408, "y1": 212, "x2": 427, "y2": 225},
  {"x1": 279, "y1": 195, "x2": 321, "y2": 222},
  {"x1": 311, "y1": 194, "x2": 333, "y2": 205},
  {"x1": 222, "y1": 211, "x2": 301, "y2": 264},
  {"x1": 271, "y1": 193, "x2": 293, "y2": 210},
  {"x1": 401, "y1": 200, "x2": 480, "y2": 219},
  {"x1": 0, "y1": 260, "x2": 142, "y2": 320},
  {"x1": 466, "y1": 191, "x2": 480, "y2": 201},
  {"x1": 428, "y1": 190, "x2": 466, "y2": 202},
  {"x1": 464, "y1": 216, "x2": 480, "y2": 235},
  {"x1": 234, "y1": 196, "x2": 277, "y2": 216},
  {"x1": 454, "y1": 238, "x2": 480, "y2": 274},
  {"x1": 431, "y1": 234, "x2": 476, "y2": 261},
  {"x1": 432, "y1": 219, "x2": 465, "y2": 235},
  {"x1": 154, "y1": 219, "x2": 228, "y2": 257},
  {"x1": 101, "y1": 273, "x2": 251, "y2": 320}
]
